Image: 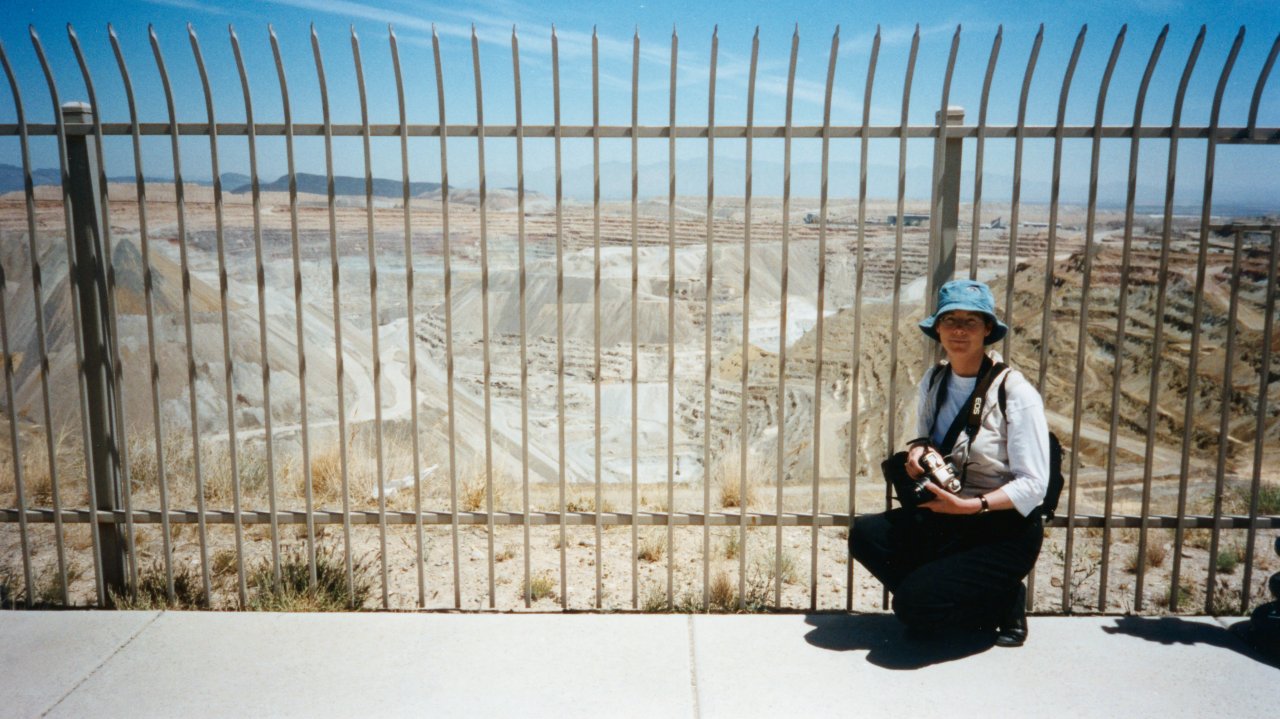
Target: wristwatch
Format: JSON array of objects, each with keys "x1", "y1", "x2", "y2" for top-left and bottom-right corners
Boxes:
[{"x1": 978, "y1": 495, "x2": 990, "y2": 514}]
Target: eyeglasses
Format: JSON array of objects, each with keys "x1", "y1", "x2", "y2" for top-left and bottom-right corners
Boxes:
[{"x1": 938, "y1": 316, "x2": 986, "y2": 332}]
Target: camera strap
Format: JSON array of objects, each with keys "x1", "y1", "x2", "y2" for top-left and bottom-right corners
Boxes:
[{"x1": 934, "y1": 357, "x2": 1006, "y2": 456}]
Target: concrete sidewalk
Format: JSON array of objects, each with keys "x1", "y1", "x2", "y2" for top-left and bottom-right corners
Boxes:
[{"x1": 1, "y1": 611, "x2": 1275, "y2": 718}]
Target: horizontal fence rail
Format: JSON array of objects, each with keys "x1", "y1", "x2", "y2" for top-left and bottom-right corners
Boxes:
[
  {"x1": 0, "y1": 21, "x2": 1278, "y2": 618},
  {"x1": 3, "y1": 124, "x2": 1280, "y2": 139}
]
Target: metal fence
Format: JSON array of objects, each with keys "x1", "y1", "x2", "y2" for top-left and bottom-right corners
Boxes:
[{"x1": 0, "y1": 22, "x2": 1278, "y2": 615}]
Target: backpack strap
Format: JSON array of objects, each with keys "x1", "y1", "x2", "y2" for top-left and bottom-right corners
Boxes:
[
  {"x1": 961, "y1": 360, "x2": 1007, "y2": 443},
  {"x1": 928, "y1": 361, "x2": 949, "y2": 409}
]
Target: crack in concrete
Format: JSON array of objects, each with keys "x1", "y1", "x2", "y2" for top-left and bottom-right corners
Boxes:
[
  {"x1": 41, "y1": 611, "x2": 162, "y2": 718},
  {"x1": 687, "y1": 615, "x2": 702, "y2": 719}
]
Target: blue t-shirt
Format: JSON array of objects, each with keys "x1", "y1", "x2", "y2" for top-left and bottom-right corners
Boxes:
[{"x1": 930, "y1": 373, "x2": 977, "y2": 449}]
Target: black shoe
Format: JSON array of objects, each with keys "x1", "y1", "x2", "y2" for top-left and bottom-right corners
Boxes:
[
  {"x1": 995, "y1": 616, "x2": 1027, "y2": 647},
  {"x1": 995, "y1": 583, "x2": 1028, "y2": 648}
]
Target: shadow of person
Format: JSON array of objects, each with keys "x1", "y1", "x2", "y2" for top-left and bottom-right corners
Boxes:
[
  {"x1": 802, "y1": 613, "x2": 995, "y2": 670},
  {"x1": 1102, "y1": 616, "x2": 1279, "y2": 669}
]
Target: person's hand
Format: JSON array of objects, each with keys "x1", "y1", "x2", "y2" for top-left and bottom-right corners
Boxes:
[
  {"x1": 905, "y1": 444, "x2": 929, "y2": 479},
  {"x1": 919, "y1": 481, "x2": 980, "y2": 515}
]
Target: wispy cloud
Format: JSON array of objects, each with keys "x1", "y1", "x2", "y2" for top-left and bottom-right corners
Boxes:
[
  {"x1": 264, "y1": 0, "x2": 505, "y2": 50},
  {"x1": 842, "y1": 21, "x2": 966, "y2": 51},
  {"x1": 141, "y1": 0, "x2": 233, "y2": 16}
]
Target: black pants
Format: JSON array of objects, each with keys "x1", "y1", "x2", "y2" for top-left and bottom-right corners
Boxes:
[{"x1": 848, "y1": 507, "x2": 1043, "y2": 631}]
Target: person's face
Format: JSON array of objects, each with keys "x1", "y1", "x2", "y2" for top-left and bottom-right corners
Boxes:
[{"x1": 937, "y1": 310, "x2": 992, "y2": 359}]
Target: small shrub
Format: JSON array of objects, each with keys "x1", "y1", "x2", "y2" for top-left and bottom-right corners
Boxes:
[
  {"x1": 1155, "y1": 580, "x2": 1196, "y2": 610},
  {"x1": 761, "y1": 549, "x2": 798, "y2": 586},
  {"x1": 1215, "y1": 545, "x2": 1241, "y2": 574},
  {"x1": 641, "y1": 587, "x2": 670, "y2": 612},
  {"x1": 1256, "y1": 484, "x2": 1280, "y2": 515},
  {"x1": 247, "y1": 544, "x2": 373, "y2": 611},
  {"x1": 525, "y1": 573, "x2": 556, "y2": 603},
  {"x1": 722, "y1": 532, "x2": 740, "y2": 560},
  {"x1": 112, "y1": 561, "x2": 205, "y2": 610},
  {"x1": 495, "y1": 546, "x2": 515, "y2": 562}
]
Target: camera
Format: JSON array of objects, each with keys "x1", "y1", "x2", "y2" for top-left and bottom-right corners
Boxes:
[{"x1": 907, "y1": 447, "x2": 963, "y2": 504}]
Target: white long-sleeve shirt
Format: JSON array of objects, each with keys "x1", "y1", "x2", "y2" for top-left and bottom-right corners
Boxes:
[{"x1": 915, "y1": 354, "x2": 1051, "y2": 516}]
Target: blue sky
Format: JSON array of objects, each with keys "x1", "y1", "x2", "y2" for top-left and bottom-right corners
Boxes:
[{"x1": 2, "y1": 0, "x2": 1278, "y2": 208}]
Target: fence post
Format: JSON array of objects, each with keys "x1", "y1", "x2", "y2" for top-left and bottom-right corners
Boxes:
[
  {"x1": 928, "y1": 106, "x2": 964, "y2": 304},
  {"x1": 63, "y1": 101, "x2": 127, "y2": 603}
]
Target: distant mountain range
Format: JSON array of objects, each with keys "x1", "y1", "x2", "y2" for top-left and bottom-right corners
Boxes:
[
  {"x1": 250, "y1": 172, "x2": 444, "y2": 198},
  {"x1": 0, "y1": 164, "x2": 62, "y2": 191},
  {"x1": 0, "y1": 165, "x2": 445, "y2": 198}
]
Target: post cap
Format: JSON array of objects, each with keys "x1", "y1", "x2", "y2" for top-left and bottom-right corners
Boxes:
[
  {"x1": 61, "y1": 101, "x2": 93, "y2": 121},
  {"x1": 936, "y1": 105, "x2": 964, "y2": 124}
]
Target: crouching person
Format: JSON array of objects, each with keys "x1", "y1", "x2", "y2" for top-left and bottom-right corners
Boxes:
[{"x1": 849, "y1": 280, "x2": 1050, "y2": 647}]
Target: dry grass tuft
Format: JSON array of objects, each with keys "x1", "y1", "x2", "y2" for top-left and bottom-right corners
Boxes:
[
  {"x1": 5, "y1": 561, "x2": 88, "y2": 608},
  {"x1": 0, "y1": 564, "x2": 17, "y2": 609},
  {"x1": 247, "y1": 544, "x2": 373, "y2": 611},
  {"x1": 111, "y1": 561, "x2": 205, "y2": 610},
  {"x1": 1146, "y1": 541, "x2": 1169, "y2": 568},
  {"x1": 637, "y1": 531, "x2": 665, "y2": 563},
  {"x1": 1221, "y1": 482, "x2": 1280, "y2": 516},
  {"x1": 125, "y1": 430, "x2": 188, "y2": 496},
  {"x1": 712, "y1": 443, "x2": 765, "y2": 509},
  {"x1": 309, "y1": 445, "x2": 345, "y2": 505},
  {"x1": 459, "y1": 464, "x2": 512, "y2": 513},
  {"x1": 709, "y1": 571, "x2": 736, "y2": 611},
  {"x1": 211, "y1": 549, "x2": 238, "y2": 578},
  {"x1": 564, "y1": 494, "x2": 615, "y2": 514},
  {"x1": 525, "y1": 572, "x2": 556, "y2": 603},
  {"x1": 461, "y1": 476, "x2": 487, "y2": 513},
  {"x1": 11, "y1": 425, "x2": 89, "y2": 508},
  {"x1": 1184, "y1": 529, "x2": 1212, "y2": 550},
  {"x1": 1126, "y1": 541, "x2": 1168, "y2": 573}
]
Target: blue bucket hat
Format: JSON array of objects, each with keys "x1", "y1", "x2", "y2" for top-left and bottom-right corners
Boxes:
[{"x1": 918, "y1": 279, "x2": 1009, "y2": 345}]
